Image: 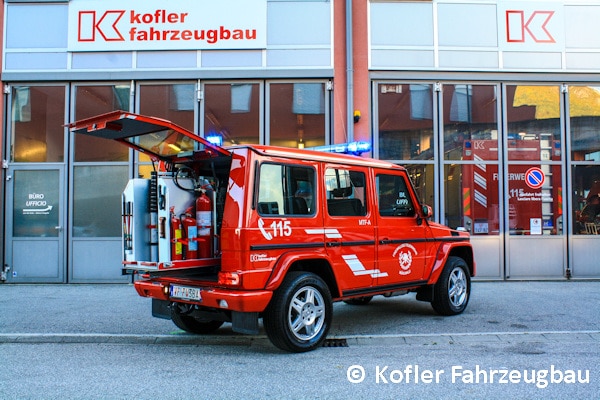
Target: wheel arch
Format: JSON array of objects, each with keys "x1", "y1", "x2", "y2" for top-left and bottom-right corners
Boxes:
[
  {"x1": 428, "y1": 243, "x2": 475, "y2": 284},
  {"x1": 265, "y1": 254, "x2": 340, "y2": 298},
  {"x1": 449, "y1": 245, "x2": 475, "y2": 277}
]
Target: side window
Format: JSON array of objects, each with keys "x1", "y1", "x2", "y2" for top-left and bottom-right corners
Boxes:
[
  {"x1": 325, "y1": 168, "x2": 367, "y2": 216},
  {"x1": 257, "y1": 163, "x2": 315, "y2": 216},
  {"x1": 377, "y1": 174, "x2": 415, "y2": 217}
]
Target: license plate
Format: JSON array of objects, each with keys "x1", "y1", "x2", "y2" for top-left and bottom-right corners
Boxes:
[{"x1": 170, "y1": 285, "x2": 202, "y2": 301}]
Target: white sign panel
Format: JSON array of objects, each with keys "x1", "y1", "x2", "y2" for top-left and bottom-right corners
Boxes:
[
  {"x1": 530, "y1": 218, "x2": 542, "y2": 235},
  {"x1": 68, "y1": 0, "x2": 267, "y2": 52}
]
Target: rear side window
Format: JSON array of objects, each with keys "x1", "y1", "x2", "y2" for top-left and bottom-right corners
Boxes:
[
  {"x1": 257, "y1": 163, "x2": 315, "y2": 216},
  {"x1": 325, "y1": 168, "x2": 367, "y2": 216},
  {"x1": 376, "y1": 174, "x2": 415, "y2": 217}
]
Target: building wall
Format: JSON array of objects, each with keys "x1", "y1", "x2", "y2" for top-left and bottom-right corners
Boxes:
[
  {"x1": 3, "y1": 0, "x2": 334, "y2": 81},
  {"x1": 2, "y1": 0, "x2": 599, "y2": 282},
  {"x1": 370, "y1": 1, "x2": 600, "y2": 72},
  {"x1": 368, "y1": 1, "x2": 600, "y2": 280}
]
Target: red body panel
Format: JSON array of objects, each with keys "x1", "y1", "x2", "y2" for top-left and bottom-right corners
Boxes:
[{"x1": 134, "y1": 280, "x2": 272, "y2": 312}]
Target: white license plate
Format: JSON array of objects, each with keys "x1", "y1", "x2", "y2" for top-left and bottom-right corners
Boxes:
[{"x1": 170, "y1": 285, "x2": 202, "y2": 301}]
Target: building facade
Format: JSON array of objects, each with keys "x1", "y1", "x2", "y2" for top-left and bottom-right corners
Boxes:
[{"x1": 2, "y1": 0, "x2": 600, "y2": 283}]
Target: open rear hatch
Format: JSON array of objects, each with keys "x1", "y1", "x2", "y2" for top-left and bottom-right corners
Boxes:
[
  {"x1": 67, "y1": 110, "x2": 230, "y2": 163},
  {"x1": 68, "y1": 111, "x2": 231, "y2": 277}
]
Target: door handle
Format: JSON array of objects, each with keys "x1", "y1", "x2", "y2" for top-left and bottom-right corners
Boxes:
[{"x1": 55, "y1": 226, "x2": 63, "y2": 232}]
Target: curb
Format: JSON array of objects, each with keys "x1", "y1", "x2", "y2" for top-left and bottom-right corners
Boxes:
[{"x1": 1, "y1": 330, "x2": 598, "y2": 346}]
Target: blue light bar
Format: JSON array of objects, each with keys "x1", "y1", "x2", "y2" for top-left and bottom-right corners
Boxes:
[
  {"x1": 206, "y1": 134, "x2": 223, "y2": 146},
  {"x1": 308, "y1": 141, "x2": 371, "y2": 155}
]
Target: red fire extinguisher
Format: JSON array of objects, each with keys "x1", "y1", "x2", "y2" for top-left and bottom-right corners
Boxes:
[
  {"x1": 196, "y1": 190, "x2": 213, "y2": 258},
  {"x1": 170, "y1": 207, "x2": 183, "y2": 261},
  {"x1": 181, "y1": 207, "x2": 198, "y2": 259}
]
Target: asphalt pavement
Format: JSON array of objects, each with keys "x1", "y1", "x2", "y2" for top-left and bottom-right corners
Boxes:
[
  {"x1": 1, "y1": 280, "x2": 599, "y2": 345},
  {"x1": 1, "y1": 281, "x2": 599, "y2": 399}
]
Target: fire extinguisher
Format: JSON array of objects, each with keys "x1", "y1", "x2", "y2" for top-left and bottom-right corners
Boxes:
[
  {"x1": 170, "y1": 207, "x2": 183, "y2": 261},
  {"x1": 196, "y1": 190, "x2": 213, "y2": 258},
  {"x1": 181, "y1": 207, "x2": 198, "y2": 259}
]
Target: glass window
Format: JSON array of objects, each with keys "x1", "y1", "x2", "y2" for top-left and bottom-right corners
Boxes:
[
  {"x1": 377, "y1": 83, "x2": 434, "y2": 160},
  {"x1": 257, "y1": 163, "x2": 315, "y2": 216},
  {"x1": 139, "y1": 83, "x2": 195, "y2": 130},
  {"x1": 137, "y1": 83, "x2": 196, "y2": 176},
  {"x1": 73, "y1": 166, "x2": 128, "y2": 237},
  {"x1": 406, "y1": 163, "x2": 434, "y2": 211},
  {"x1": 269, "y1": 83, "x2": 326, "y2": 148},
  {"x1": 443, "y1": 84, "x2": 498, "y2": 161},
  {"x1": 203, "y1": 83, "x2": 260, "y2": 146},
  {"x1": 444, "y1": 163, "x2": 500, "y2": 235},
  {"x1": 325, "y1": 168, "x2": 367, "y2": 217},
  {"x1": 572, "y1": 165, "x2": 600, "y2": 235},
  {"x1": 507, "y1": 164, "x2": 562, "y2": 235},
  {"x1": 376, "y1": 174, "x2": 415, "y2": 217},
  {"x1": 570, "y1": 86, "x2": 600, "y2": 235},
  {"x1": 11, "y1": 85, "x2": 65, "y2": 162},
  {"x1": 73, "y1": 85, "x2": 130, "y2": 162},
  {"x1": 570, "y1": 85, "x2": 600, "y2": 161},
  {"x1": 506, "y1": 85, "x2": 562, "y2": 162}
]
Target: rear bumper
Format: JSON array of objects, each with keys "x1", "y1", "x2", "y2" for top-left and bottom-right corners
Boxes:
[{"x1": 134, "y1": 280, "x2": 272, "y2": 313}]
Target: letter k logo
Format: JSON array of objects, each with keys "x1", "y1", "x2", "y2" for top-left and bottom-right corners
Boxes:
[
  {"x1": 78, "y1": 10, "x2": 125, "y2": 42},
  {"x1": 506, "y1": 10, "x2": 555, "y2": 43}
]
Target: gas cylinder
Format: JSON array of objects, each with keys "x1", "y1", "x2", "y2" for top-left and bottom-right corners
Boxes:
[
  {"x1": 181, "y1": 207, "x2": 198, "y2": 259},
  {"x1": 170, "y1": 207, "x2": 183, "y2": 261},
  {"x1": 196, "y1": 190, "x2": 213, "y2": 258}
]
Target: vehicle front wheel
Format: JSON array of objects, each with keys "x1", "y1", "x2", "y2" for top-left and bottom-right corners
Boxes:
[
  {"x1": 170, "y1": 303, "x2": 224, "y2": 334},
  {"x1": 431, "y1": 256, "x2": 471, "y2": 316},
  {"x1": 263, "y1": 272, "x2": 332, "y2": 352}
]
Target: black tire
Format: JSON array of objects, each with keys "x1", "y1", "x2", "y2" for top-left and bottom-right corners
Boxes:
[
  {"x1": 343, "y1": 296, "x2": 373, "y2": 305},
  {"x1": 431, "y1": 256, "x2": 471, "y2": 316},
  {"x1": 263, "y1": 271, "x2": 333, "y2": 352},
  {"x1": 170, "y1": 303, "x2": 224, "y2": 334}
]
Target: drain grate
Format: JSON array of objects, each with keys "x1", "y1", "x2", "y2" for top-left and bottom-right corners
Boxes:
[{"x1": 322, "y1": 338, "x2": 348, "y2": 348}]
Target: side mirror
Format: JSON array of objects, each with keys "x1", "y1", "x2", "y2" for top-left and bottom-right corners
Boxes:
[{"x1": 421, "y1": 204, "x2": 433, "y2": 219}]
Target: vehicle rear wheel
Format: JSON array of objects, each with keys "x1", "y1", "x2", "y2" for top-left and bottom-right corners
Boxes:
[
  {"x1": 431, "y1": 256, "x2": 470, "y2": 316},
  {"x1": 343, "y1": 296, "x2": 373, "y2": 305},
  {"x1": 263, "y1": 271, "x2": 332, "y2": 352},
  {"x1": 170, "y1": 303, "x2": 224, "y2": 334}
]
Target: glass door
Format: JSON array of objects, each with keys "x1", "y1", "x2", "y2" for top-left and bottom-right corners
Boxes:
[
  {"x1": 568, "y1": 85, "x2": 600, "y2": 278},
  {"x1": 5, "y1": 167, "x2": 66, "y2": 282},
  {"x1": 441, "y1": 83, "x2": 502, "y2": 279},
  {"x1": 4, "y1": 84, "x2": 67, "y2": 282},
  {"x1": 69, "y1": 83, "x2": 131, "y2": 282},
  {"x1": 504, "y1": 84, "x2": 566, "y2": 279}
]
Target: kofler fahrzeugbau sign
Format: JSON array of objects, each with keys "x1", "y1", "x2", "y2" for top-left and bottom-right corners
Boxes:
[{"x1": 67, "y1": 0, "x2": 267, "y2": 52}]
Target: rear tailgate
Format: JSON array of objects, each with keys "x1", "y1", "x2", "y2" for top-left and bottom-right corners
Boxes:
[{"x1": 67, "y1": 110, "x2": 230, "y2": 162}]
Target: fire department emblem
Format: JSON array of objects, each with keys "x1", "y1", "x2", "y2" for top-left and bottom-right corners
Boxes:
[{"x1": 392, "y1": 243, "x2": 418, "y2": 276}]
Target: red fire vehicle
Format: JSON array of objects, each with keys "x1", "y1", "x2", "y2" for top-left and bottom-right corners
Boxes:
[
  {"x1": 69, "y1": 111, "x2": 475, "y2": 352},
  {"x1": 460, "y1": 135, "x2": 562, "y2": 235}
]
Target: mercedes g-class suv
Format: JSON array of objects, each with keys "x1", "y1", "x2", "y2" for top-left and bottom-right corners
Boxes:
[{"x1": 69, "y1": 111, "x2": 475, "y2": 352}]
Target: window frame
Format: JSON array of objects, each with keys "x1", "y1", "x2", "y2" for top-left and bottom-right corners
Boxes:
[{"x1": 255, "y1": 162, "x2": 316, "y2": 217}]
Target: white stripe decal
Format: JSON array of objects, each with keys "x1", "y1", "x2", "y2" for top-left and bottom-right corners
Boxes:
[
  {"x1": 304, "y1": 228, "x2": 342, "y2": 239},
  {"x1": 324, "y1": 229, "x2": 342, "y2": 239},
  {"x1": 474, "y1": 171, "x2": 487, "y2": 190},
  {"x1": 474, "y1": 189, "x2": 487, "y2": 207},
  {"x1": 342, "y1": 255, "x2": 388, "y2": 278}
]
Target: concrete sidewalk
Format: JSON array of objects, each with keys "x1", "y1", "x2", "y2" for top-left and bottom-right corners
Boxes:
[{"x1": 1, "y1": 281, "x2": 599, "y2": 344}]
